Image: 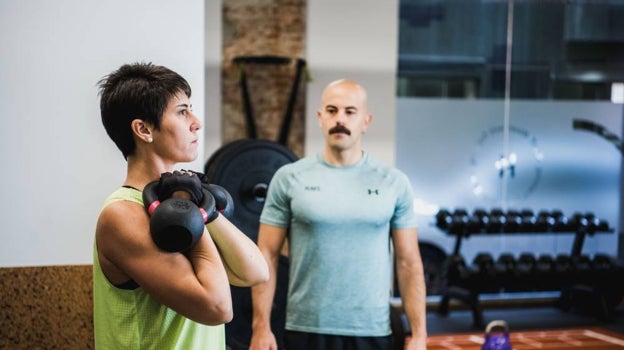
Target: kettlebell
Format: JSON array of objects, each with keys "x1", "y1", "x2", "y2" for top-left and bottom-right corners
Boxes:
[
  {"x1": 482, "y1": 320, "x2": 512, "y2": 350},
  {"x1": 143, "y1": 181, "x2": 216, "y2": 252}
]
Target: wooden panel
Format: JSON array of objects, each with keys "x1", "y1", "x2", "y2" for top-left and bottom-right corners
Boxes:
[{"x1": 0, "y1": 265, "x2": 93, "y2": 350}]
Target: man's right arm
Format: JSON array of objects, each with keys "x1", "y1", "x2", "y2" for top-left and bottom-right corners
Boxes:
[{"x1": 249, "y1": 223, "x2": 288, "y2": 350}]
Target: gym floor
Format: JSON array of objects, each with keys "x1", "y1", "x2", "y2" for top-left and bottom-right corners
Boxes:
[{"x1": 425, "y1": 294, "x2": 624, "y2": 336}]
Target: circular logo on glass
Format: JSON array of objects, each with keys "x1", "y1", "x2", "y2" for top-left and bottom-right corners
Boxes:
[{"x1": 469, "y1": 125, "x2": 543, "y2": 203}]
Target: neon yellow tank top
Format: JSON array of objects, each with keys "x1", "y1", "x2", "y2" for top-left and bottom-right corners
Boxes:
[{"x1": 93, "y1": 187, "x2": 225, "y2": 349}]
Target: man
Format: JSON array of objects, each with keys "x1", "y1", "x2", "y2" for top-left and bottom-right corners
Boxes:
[
  {"x1": 250, "y1": 79, "x2": 427, "y2": 350},
  {"x1": 94, "y1": 62, "x2": 269, "y2": 349}
]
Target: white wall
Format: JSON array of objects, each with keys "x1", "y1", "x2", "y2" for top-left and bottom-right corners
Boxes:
[
  {"x1": 305, "y1": 0, "x2": 398, "y2": 165},
  {"x1": 204, "y1": 0, "x2": 223, "y2": 162},
  {"x1": 0, "y1": 0, "x2": 206, "y2": 267}
]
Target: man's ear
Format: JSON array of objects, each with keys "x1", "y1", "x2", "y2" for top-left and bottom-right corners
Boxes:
[
  {"x1": 363, "y1": 113, "x2": 373, "y2": 133},
  {"x1": 317, "y1": 109, "x2": 323, "y2": 128},
  {"x1": 131, "y1": 119, "x2": 153, "y2": 143}
]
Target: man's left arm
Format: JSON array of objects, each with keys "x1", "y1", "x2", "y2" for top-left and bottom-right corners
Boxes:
[{"x1": 392, "y1": 227, "x2": 428, "y2": 349}]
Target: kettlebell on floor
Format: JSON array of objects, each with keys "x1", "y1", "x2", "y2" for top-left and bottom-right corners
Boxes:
[{"x1": 482, "y1": 320, "x2": 512, "y2": 350}]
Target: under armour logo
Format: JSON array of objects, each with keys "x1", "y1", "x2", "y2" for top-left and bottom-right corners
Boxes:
[{"x1": 368, "y1": 189, "x2": 379, "y2": 195}]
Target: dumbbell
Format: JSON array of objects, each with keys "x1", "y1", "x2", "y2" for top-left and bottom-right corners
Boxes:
[
  {"x1": 435, "y1": 209, "x2": 452, "y2": 230},
  {"x1": 503, "y1": 210, "x2": 522, "y2": 233},
  {"x1": 554, "y1": 254, "x2": 573, "y2": 285},
  {"x1": 468, "y1": 208, "x2": 489, "y2": 233},
  {"x1": 473, "y1": 253, "x2": 496, "y2": 272},
  {"x1": 555, "y1": 254, "x2": 572, "y2": 270},
  {"x1": 495, "y1": 253, "x2": 516, "y2": 275},
  {"x1": 516, "y1": 253, "x2": 536, "y2": 273},
  {"x1": 534, "y1": 254, "x2": 555, "y2": 290},
  {"x1": 519, "y1": 209, "x2": 536, "y2": 232},
  {"x1": 569, "y1": 212, "x2": 589, "y2": 232},
  {"x1": 535, "y1": 254, "x2": 554, "y2": 272},
  {"x1": 444, "y1": 254, "x2": 472, "y2": 285},
  {"x1": 552, "y1": 210, "x2": 571, "y2": 232},
  {"x1": 592, "y1": 253, "x2": 618, "y2": 271},
  {"x1": 473, "y1": 253, "x2": 499, "y2": 292},
  {"x1": 486, "y1": 208, "x2": 506, "y2": 233},
  {"x1": 448, "y1": 208, "x2": 469, "y2": 235},
  {"x1": 592, "y1": 253, "x2": 619, "y2": 287},
  {"x1": 595, "y1": 219, "x2": 610, "y2": 232},
  {"x1": 571, "y1": 254, "x2": 592, "y2": 284},
  {"x1": 534, "y1": 210, "x2": 554, "y2": 232},
  {"x1": 584, "y1": 213, "x2": 610, "y2": 233},
  {"x1": 495, "y1": 253, "x2": 516, "y2": 290},
  {"x1": 515, "y1": 253, "x2": 537, "y2": 291}
]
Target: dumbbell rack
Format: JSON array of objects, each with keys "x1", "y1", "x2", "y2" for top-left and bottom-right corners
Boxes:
[{"x1": 435, "y1": 208, "x2": 623, "y2": 328}]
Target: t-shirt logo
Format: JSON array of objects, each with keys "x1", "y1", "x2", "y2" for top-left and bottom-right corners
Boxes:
[
  {"x1": 305, "y1": 185, "x2": 321, "y2": 191},
  {"x1": 368, "y1": 189, "x2": 379, "y2": 195}
]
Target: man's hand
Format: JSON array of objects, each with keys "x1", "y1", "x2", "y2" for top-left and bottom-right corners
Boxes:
[{"x1": 249, "y1": 328, "x2": 278, "y2": 350}]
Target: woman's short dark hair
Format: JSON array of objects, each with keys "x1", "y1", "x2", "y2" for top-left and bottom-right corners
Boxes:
[{"x1": 98, "y1": 62, "x2": 192, "y2": 159}]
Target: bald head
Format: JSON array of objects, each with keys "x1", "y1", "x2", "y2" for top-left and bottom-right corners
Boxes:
[
  {"x1": 316, "y1": 78, "x2": 372, "y2": 160},
  {"x1": 321, "y1": 79, "x2": 368, "y2": 112}
]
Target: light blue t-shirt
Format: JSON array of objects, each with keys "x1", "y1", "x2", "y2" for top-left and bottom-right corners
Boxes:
[{"x1": 260, "y1": 153, "x2": 417, "y2": 337}]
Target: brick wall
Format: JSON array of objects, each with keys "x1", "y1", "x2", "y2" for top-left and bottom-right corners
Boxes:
[{"x1": 221, "y1": 0, "x2": 307, "y2": 158}]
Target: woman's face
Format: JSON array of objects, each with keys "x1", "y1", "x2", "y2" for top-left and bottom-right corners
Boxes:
[{"x1": 152, "y1": 92, "x2": 202, "y2": 164}]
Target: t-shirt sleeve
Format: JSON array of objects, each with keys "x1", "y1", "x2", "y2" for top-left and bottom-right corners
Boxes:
[
  {"x1": 259, "y1": 167, "x2": 292, "y2": 228},
  {"x1": 391, "y1": 171, "x2": 417, "y2": 229}
]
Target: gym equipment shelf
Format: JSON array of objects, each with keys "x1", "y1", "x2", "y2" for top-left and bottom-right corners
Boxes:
[{"x1": 434, "y1": 208, "x2": 622, "y2": 328}]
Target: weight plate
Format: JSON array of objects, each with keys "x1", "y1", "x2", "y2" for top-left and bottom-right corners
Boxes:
[{"x1": 204, "y1": 139, "x2": 298, "y2": 242}]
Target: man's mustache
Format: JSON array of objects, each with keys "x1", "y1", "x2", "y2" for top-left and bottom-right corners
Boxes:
[{"x1": 329, "y1": 125, "x2": 351, "y2": 135}]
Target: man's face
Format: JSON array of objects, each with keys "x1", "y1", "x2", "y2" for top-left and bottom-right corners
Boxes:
[{"x1": 317, "y1": 81, "x2": 371, "y2": 152}]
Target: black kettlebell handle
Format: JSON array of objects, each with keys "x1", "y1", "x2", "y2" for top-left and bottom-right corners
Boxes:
[{"x1": 143, "y1": 181, "x2": 161, "y2": 215}]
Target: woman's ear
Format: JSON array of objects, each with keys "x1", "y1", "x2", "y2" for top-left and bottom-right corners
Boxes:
[{"x1": 131, "y1": 119, "x2": 153, "y2": 143}]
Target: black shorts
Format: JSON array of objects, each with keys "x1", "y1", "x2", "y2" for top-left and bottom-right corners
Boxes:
[{"x1": 284, "y1": 330, "x2": 394, "y2": 350}]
